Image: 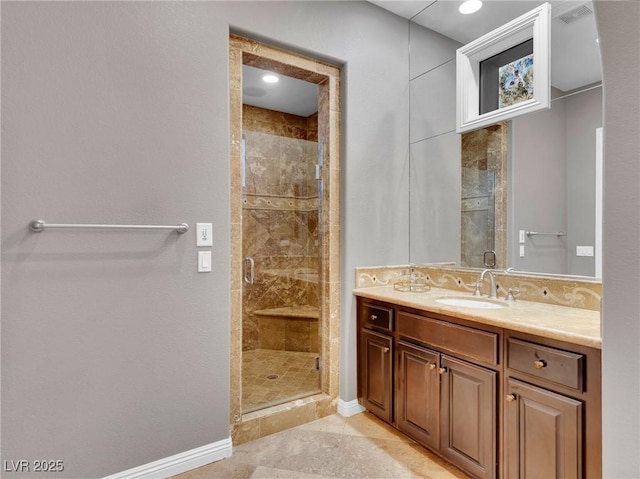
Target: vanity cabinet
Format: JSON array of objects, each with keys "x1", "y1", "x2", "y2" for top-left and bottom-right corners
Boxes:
[
  {"x1": 358, "y1": 302, "x2": 394, "y2": 422},
  {"x1": 360, "y1": 329, "x2": 393, "y2": 422},
  {"x1": 359, "y1": 301, "x2": 500, "y2": 479},
  {"x1": 395, "y1": 343, "x2": 497, "y2": 478},
  {"x1": 356, "y1": 296, "x2": 602, "y2": 479},
  {"x1": 396, "y1": 340, "x2": 440, "y2": 449},
  {"x1": 503, "y1": 332, "x2": 601, "y2": 479},
  {"x1": 505, "y1": 378, "x2": 582, "y2": 478},
  {"x1": 396, "y1": 310, "x2": 499, "y2": 479},
  {"x1": 440, "y1": 355, "x2": 497, "y2": 479}
]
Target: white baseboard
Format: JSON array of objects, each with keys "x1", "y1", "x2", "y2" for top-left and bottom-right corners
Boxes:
[
  {"x1": 337, "y1": 398, "x2": 365, "y2": 417},
  {"x1": 103, "y1": 437, "x2": 232, "y2": 479}
]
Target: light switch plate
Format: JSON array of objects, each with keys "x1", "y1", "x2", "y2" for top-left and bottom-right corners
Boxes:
[
  {"x1": 196, "y1": 223, "x2": 213, "y2": 247},
  {"x1": 576, "y1": 245, "x2": 594, "y2": 257},
  {"x1": 198, "y1": 251, "x2": 212, "y2": 272}
]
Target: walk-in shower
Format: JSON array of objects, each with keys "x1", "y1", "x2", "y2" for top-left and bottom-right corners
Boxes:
[
  {"x1": 229, "y1": 35, "x2": 340, "y2": 441},
  {"x1": 241, "y1": 125, "x2": 322, "y2": 413}
]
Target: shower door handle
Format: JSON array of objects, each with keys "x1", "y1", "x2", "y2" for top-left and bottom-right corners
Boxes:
[{"x1": 244, "y1": 257, "x2": 255, "y2": 284}]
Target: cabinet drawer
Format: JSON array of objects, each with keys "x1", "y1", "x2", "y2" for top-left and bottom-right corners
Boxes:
[
  {"x1": 398, "y1": 312, "x2": 498, "y2": 365},
  {"x1": 507, "y1": 338, "x2": 584, "y2": 391},
  {"x1": 362, "y1": 303, "x2": 394, "y2": 332}
]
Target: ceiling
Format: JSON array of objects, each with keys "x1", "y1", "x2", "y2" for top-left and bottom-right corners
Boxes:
[
  {"x1": 242, "y1": 65, "x2": 318, "y2": 117},
  {"x1": 242, "y1": 0, "x2": 602, "y2": 115}
]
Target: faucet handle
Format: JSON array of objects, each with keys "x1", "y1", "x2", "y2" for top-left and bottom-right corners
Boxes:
[
  {"x1": 506, "y1": 287, "x2": 521, "y2": 301},
  {"x1": 472, "y1": 281, "x2": 482, "y2": 297}
]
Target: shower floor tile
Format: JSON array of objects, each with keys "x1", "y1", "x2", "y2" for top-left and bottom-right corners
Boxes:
[{"x1": 242, "y1": 349, "x2": 320, "y2": 413}]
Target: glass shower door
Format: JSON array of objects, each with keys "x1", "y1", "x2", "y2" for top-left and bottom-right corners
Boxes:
[
  {"x1": 241, "y1": 130, "x2": 322, "y2": 413},
  {"x1": 461, "y1": 168, "x2": 496, "y2": 269}
]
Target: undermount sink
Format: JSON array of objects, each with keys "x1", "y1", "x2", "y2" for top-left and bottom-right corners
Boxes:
[{"x1": 435, "y1": 297, "x2": 507, "y2": 309}]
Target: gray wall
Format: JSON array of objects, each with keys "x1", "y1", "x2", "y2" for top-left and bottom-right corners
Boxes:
[
  {"x1": 596, "y1": 1, "x2": 640, "y2": 477},
  {"x1": 510, "y1": 96, "x2": 568, "y2": 273},
  {"x1": 1, "y1": 2, "x2": 410, "y2": 477},
  {"x1": 2, "y1": 3, "x2": 232, "y2": 476},
  {"x1": 565, "y1": 87, "x2": 602, "y2": 276},
  {"x1": 408, "y1": 22, "x2": 462, "y2": 265},
  {"x1": 509, "y1": 87, "x2": 602, "y2": 275}
]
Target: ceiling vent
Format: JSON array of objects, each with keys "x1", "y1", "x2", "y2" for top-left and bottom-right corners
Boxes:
[{"x1": 558, "y1": 3, "x2": 593, "y2": 24}]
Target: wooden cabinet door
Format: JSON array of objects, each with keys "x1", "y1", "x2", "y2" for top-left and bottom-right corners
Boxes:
[
  {"x1": 396, "y1": 341, "x2": 440, "y2": 449},
  {"x1": 440, "y1": 355, "x2": 497, "y2": 479},
  {"x1": 505, "y1": 378, "x2": 583, "y2": 479},
  {"x1": 360, "y1": 329, "x2": 393, "y2": 422}
]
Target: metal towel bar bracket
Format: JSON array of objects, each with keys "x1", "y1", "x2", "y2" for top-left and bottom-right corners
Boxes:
[{"x1": 30, "y1": 220, "x2": 189, "y2": 234}]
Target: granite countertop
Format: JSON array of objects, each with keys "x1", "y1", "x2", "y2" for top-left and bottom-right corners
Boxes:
[{"x1": 354, "y1": 285, "x2": 602, "y2": 349}]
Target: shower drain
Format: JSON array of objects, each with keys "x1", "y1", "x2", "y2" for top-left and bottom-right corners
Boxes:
[{"x1": 266, "y1": 374, "x2": 279, "y2": 380}]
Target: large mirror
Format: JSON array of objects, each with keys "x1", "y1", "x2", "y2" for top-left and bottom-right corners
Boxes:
[{"x1": 407, "y1": 0, "x2": 603, "y2": 278}]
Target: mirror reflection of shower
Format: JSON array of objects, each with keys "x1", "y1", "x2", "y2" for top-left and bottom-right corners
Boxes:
[{"x1": 241, "y1": 64, "x2": 322, "y2": 413}]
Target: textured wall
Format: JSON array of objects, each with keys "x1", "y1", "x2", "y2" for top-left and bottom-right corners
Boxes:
[
  {"x1": 1, "y1": 3, "x2": 231, "y2": 476},
  {"x1": 595, "y1": 1, "x2": 640, "y2": 477}
]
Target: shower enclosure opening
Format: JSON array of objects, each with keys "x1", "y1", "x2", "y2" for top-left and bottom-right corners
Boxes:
[
  {"x1": 241, "y1": 64, "x2": 323, "y2": 413},
  {"x1": 460, "y1": 123, "x2": 507, "y2": 270}
]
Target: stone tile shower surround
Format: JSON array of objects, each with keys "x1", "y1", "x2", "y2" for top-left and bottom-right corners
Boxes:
[
  {"x1": 242, "y1": 116, "x2": 321, "y2": 354},
  {"x1": 355, "y1": 264, "x2": 601, "y2": 311},
  {"x1": 229, "y1": 34, "x2": 341, "y2": 444},
  {"x1": 244, "y1": 104, "x2": 318, "y2": 141},
  {"x1": 461, "y1": 123, "x2": 507, "y2": 269}
]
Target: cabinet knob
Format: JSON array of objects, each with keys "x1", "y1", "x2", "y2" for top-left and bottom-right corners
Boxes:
[
  {"x1": 383, "y1": 347, "x2": 390, "y2": 353},
  {"x1": 533, "y1": 360, "x2": 547, "y2": 369},
  {"x1": 429, "y1": 363, "x2": 437, "y2": 370},
  {"x1": 438, "y1": 367, "x2": 448, "y2": 375},
  {"x1": 370, "y1": 314, "x2": 378, "y2": 321},
  {"x1": 506, "y1": 394, "x2": 516, "y2": 403}
]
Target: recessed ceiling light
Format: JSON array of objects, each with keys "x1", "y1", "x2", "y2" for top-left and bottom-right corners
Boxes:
[
  {"x1": 262, "y1": 74, "x2": 279, "y2": 84},
  {"x1": 595, "y1": 37, "x2": 600, "y2": 43},
  {"x1": 459, "y1": 0, "x2": 482, "y2": 14}
]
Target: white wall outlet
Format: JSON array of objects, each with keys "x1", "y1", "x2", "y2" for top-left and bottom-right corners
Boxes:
[
  {"x1": 519, "y1": 244, "x2": 525, "y2": 257},
  {"x1": 576, "y1": 246, "x2": 594, "y2": 257},
  {"x1": 196, "y1": 223, "x2": 213, "y2": 247},
  {"x1": 198, "y1": 251, "x2": 212, "y2": 272}
]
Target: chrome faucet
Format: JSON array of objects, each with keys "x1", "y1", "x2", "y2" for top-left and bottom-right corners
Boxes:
[{"x1": 474, "y1": 269, "x2": 498, "y2": 299}]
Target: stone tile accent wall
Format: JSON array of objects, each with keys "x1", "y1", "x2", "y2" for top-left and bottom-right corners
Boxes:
[
  {"x1": 243, "y1": 104, "x2": 318, "y2": 142},
  {"x1": 242, "y1": 111, "x2": 320, "y2": 352},
  {"x1": 461, "y1": 123, "x2": 507, "y2": 269},
  {"x1": 355, "y1": 264, "x2": 602, "y2": 311}
]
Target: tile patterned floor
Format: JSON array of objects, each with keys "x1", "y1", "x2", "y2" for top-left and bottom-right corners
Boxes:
[
  {"x1": 242, "y1": 349, "x2": 321, "y2": 413},
  {"x1": 173, "y1": 412, "x2": 471, "y2": 479}
]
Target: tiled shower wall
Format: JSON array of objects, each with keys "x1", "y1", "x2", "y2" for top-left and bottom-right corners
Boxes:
[
  {"x1": 242, "y1": 105, "x2": 320, "y2": 352},
  {"x1": 460, "y1": 123, "x2": 507, "y2": 269}
]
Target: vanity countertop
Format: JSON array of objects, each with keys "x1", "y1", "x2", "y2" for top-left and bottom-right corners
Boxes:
[{"x1": 354, "y1": 285, "x2": 601, "y2": 349}]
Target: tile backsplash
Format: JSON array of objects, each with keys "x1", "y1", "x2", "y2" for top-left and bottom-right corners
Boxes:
[{"x1": 355, "y1": 264, "x2": 602, "y2": 311}]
